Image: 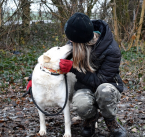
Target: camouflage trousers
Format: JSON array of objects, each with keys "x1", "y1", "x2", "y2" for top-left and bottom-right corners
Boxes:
[{"x1": 72, "y1": 83, "x2": 121, "y2": 119}]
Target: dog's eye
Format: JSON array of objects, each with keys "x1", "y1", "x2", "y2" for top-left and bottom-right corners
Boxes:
[{"x1": 57, "y1": 47, "x2": 60, "y2": 50}]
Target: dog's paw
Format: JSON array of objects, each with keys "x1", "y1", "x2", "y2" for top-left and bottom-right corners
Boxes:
[
  {"x1": 63, "y1": 133, "x2": 71, "y2": 137},
  {"x1": 72, "y1": 116, "x2": 81, "y2": 123},
  {"x1": 95, "y1": 122, "x2": 98, "y2": 128},
  {"x1": 39, "y1": 130, "x2": 47, "y2": 136}
]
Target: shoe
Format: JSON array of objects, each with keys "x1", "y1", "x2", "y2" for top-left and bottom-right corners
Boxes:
[
  {"x1": 81, "y1": 126, "x2": 95, "y2": 137},
  {"x1": 104, "y1": 118, "x2": 127, "y2": 137},
  {"x1": 81, "y1": 112, "x2": 99, "y2": 137}
]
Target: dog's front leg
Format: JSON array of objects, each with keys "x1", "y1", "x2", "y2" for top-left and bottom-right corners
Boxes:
[
  {"x1": 62, "y1": 101, "x2": 71, "y2": 137},
  {"x1": 38, "y1": 108, "x2": 47, "y2": 136}
]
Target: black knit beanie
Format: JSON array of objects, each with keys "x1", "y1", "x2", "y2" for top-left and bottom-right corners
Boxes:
[{"x1": 64, "y1": 12, "x2": 94, "y2": 43}]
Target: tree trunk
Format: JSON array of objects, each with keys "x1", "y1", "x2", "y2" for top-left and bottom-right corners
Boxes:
[
  {"x1": 112, "y1": 0, "x2": 119, "y2": 43},
  {"x1": 20, "y1": 0, "x2": 30, "y2": 44},
  {"x1": 51, "y1": 0, "x2": 69, "y2": 33},
  {"x1": 136, "y1": 0, "x2": 145, "y2": 51},
  {"x1": 0, "y1": 7, "x2": 2, "y2": 27},
  {"x1": 87, "y1": 0, "x2": 98, "y2": 17},
  {"x1": 111, "y1": 0, "x2": 137, "y2": 40},
  {"x1": 45, "y1": 0, "x2": 98, "y2": 36},
  {"x1": 78, "y1": 0, "x2": 84, "y2": 13},
  {"x1": 0, "y1": 0, "x2": 4, "y2": 27}
]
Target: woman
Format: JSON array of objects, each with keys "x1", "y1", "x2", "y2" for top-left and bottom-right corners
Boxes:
[{"x1": 59, "y1": 12, "x2": 127, "y2": 137}]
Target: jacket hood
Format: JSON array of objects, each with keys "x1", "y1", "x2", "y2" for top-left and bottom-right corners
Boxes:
[{"x1": 91, "y1": 20, "x2": 113, "y2": 57}]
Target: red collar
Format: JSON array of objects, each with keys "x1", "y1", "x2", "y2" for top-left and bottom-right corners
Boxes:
[{"x1": 41, "y1": 65, "x2": 64, "y2": 74}]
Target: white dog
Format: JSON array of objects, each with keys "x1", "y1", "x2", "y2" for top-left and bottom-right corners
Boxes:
[{"x1": 32, "y1": 44, "x2": 77, "y2": 137}]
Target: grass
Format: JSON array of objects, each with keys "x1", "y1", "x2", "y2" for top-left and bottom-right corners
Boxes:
[
  {"x1": 120, "y1": 47, "x2": 145, "y2": 90},
  {"x1": 0, "y1": 22, "x2": 66, "y2": 93},
  {"x1": 0, "y1": 45, "x2": 145, "y2": 93},
  {"x1": 0, "y1": 44, "x2": 49, "y2": 92}
]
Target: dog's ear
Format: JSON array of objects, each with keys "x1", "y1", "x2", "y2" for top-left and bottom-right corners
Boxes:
[{"x1": 43, "y1": 55, "x2": 51, "y2": 63}]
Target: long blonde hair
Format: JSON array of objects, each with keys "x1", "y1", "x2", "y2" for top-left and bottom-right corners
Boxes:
[{"x1": 72, "y1": 33, "x2": 100, "y2": 73}]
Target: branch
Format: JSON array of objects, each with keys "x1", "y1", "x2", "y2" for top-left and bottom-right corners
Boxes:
[
  {"x1": 14, "y1": 0, "x2": 18, "y2": 7},
  {"x1": 87, "y1": 0, "x2": 98, "y2": 16},
  {"x1": 0, "y1": 0, "x2": 5, "y2": 7},
  {"x1": 2, "y1": 1, "x2": 30, "y2": 25},
  {"x1": 127, "y1": 1, "x2": 140, "y2": 42},
  {"x1": 41, "y1": 1, "x2": 66, "y2": 21},
  {"x1": 64, "y1": 0, "x2": 70, "y2": 12},
  {"x1": 51, "y1": 0, "x2": 68, "y2": 19},
  {"x1": 59, "y1": 0, "x2": 63, "y2": 5},
  {"x1": 77, "y1": 0, "x2": 84, "y2": 13},
  {"x1": 41, "y1": 0, "x2": 53, "y2": 13},
  {"x1": 118, "y1": 21, "x2": 130, "y2": 38},
  {"x1": 64, "y1": 0, "x2": 69, "y2": 7},
  {"x1": 92, "y1": 0, "x2": 98, "y2": 7}
]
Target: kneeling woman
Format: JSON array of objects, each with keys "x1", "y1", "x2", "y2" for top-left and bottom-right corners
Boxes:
[{"x1": 59, "y1": 12, "x2": 127, "y2": 137}]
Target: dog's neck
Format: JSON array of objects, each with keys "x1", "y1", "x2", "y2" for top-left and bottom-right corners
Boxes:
[{"x1": 40, "y1": 64, "x2": 64, "y2": 74}]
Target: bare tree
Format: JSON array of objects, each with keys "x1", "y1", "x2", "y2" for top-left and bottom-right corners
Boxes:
[
  {"x1": 0, "y1": 0, "x2": 5, "y2": 27},
  {"x1": 98, "y1": 0, "x2": 111, "y2": 20},
  {"x1": 20, "y1": 0, "x2": 31, "y2": 44},
  {"x1": 110, "y1": 0, "x2": 140, "y2": 40},
  {"x1": 41, "y1": 0, "x2": 98, "y2": 33},
  {"x1": 86, "y1": 0, "x2": 98, "y2": 17},
  {"x1": 136, "y1": 0, "x2": 145, "y2": 51},
  {"x1": 111, "y1": 0, "x2": 119, "y2": 43}
]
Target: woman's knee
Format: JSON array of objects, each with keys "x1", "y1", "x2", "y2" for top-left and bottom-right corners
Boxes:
[
  {"x1": 72, "y1": 89, "x2": 97, "y2": 119},
  {"x1": 94, "y1": 83, "x2": 121, "y2": 118},
  {"x1": 95, "y1": 83, "x2": 121, "y2": 103}
]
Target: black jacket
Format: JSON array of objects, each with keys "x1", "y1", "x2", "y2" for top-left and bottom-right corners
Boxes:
[{"x1": 70, "y1": 20, "x2": 123, "y2": 93}]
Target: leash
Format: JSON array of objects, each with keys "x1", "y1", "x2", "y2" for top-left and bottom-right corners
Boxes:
[{"x1": 22, "y1": 74, "x2": 68, "y2": 116}]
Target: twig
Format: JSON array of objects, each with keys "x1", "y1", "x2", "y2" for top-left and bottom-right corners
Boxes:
[
  {"x1": 41, "y1": 1, "x2": 67, "y2": 21},
  {"x1": 6, "y1": 23, "x2": 13, "y2": 49},
  {"x1": 0, "y1": 0, "x2": 5, "y2": 7},
  {"x1": 121, "y1": 41, "x2": 127, "y2": 51},
  {"x1": 127, "y1": 1, "x2": 140, "y2": 42},
  {"x1": 2, "y1": 1, "x2": 30, "y2": 26}
]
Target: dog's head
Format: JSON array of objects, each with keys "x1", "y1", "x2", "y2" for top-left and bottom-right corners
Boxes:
[{"x1": 38, "y1": 44, "x2": 72, "y2": 70}]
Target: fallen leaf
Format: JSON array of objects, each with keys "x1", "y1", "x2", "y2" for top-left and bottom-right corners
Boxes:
[
  {"x1": 123, "y1": 79, "x2": 129, "y2": 84},
  {"x1": 126, "y1": 72, "x2": 132, "y2": 76},
  {"x1": 132, "y1": 128, "x2": 137, "y2": 132}
]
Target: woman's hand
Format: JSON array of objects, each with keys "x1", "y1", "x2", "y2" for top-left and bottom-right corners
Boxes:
[{"x1": 59, "y1": 59, "x2": 73, "y2": 73}]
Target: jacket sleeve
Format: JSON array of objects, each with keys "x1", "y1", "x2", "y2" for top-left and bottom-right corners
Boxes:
[{"x1": 70, "y1": 67, "x2": 102, "y2": 88}]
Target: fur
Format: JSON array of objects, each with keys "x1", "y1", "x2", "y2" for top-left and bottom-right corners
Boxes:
[{"x1": 32, "y1": 44, "x2": 76, "y2": 137}]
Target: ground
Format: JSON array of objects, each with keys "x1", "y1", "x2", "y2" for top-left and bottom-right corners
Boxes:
[{"x1": 0, "y1": 85, "x2": 145, "y2": 137}]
